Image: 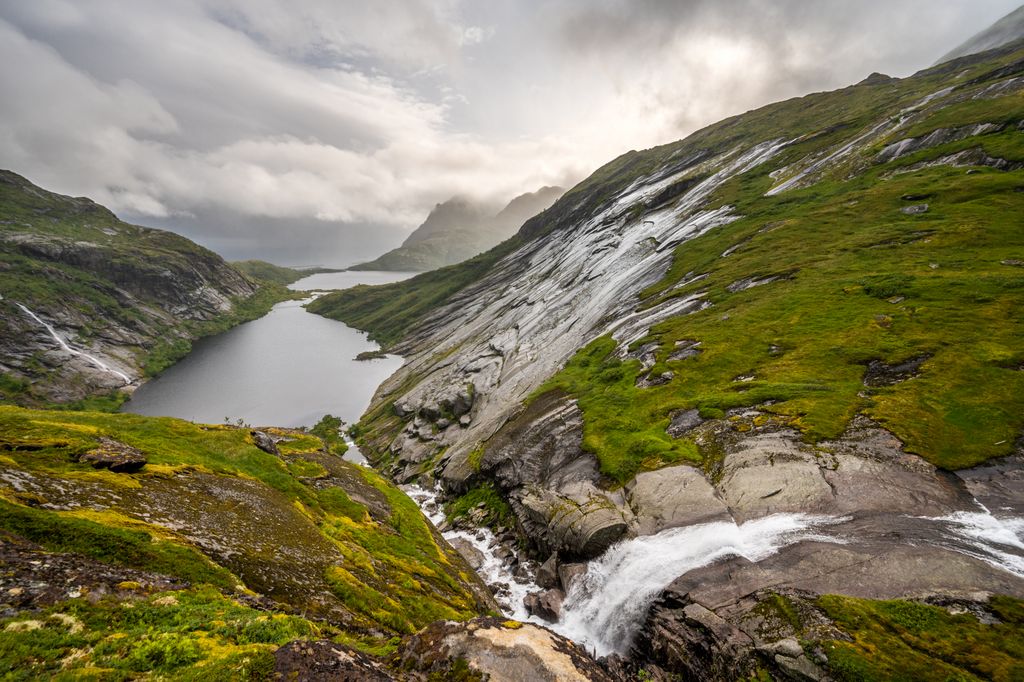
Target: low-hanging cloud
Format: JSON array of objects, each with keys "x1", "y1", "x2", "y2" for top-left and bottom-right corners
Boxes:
[{"x1": 0, "y1": 0, "x2": 1017, "y2": 264}]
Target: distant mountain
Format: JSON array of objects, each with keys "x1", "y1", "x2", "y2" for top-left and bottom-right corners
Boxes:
[
  {"x1": 0, "y1": 171, "x2": 286, "y2": 406},
  {"x1": 351, "y1": 186, "x2": 564, "y2": 271},
  {"x1": 938, "y1": 4, "x2": 1024, "y2": 63}
]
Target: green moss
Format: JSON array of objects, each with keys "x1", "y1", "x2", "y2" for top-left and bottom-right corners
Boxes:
[
  {"x1": 0, "y1": 406, "x2": 488, "y2": 639},
  {"x1": 0, "y1": 587, "x2": 318, "y2": 680},
  {"x1": 0, "y1": 499, "x2": 236, "y2": 589},
  {"x1": 445, "y1": 484, "x2": 514, "y2": 527},
  {"x1": 817, "y1": 595, "x2": 1024, "y2": 682}
]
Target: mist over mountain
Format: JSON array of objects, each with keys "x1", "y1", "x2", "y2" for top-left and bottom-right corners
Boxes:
[
  {"x1": 939, "y1": 4, "x2": 1024, "y2": 62},
  {"x1": 352, "y1": 186, "x2": 564, "y2": 271}
]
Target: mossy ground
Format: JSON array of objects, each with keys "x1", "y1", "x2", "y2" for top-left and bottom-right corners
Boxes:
[
  {"x1": 816, "y1": 595, "x2": 1024, "y2": 682},
  {"x1": 0, "y1": 587, "x2": 319, "y2": 681},
  {"x1": 0, "y1": 406, "x2": 488, "y2": 643}
]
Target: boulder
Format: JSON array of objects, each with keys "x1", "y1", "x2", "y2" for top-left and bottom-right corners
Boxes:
[
  {"x1": 519, "y1": 484, "x2": 632, "y2": 559},
  {"x1": 715, "y1": 432, "x2": 834, "y2": 521},
  {"x1": 250, "y1": 430, "x2": 279, "y2": 456},
  {"x1": 449, "y1": 538, "x2": 485, "y2": 571},
  {"x1": 78, "y1": 437, "x2": 147, "y2": 473},
  {"x1": 666, "y1": 408, "x2": 704, "y2": 438},
  {"x1": 626, "y1": 465, "x2": 730, "y2": 535},
  {"x1": 558, "y1": 562, "x2": 589, "y2": 594},
  {"x1": 396, "y1": 617, "x2": 613, "y2": 682},
  {"x1": 900, "y1": 203, "x2": 929, "y2": 215},
  {"x1": 524, "y1": 588, "x2": 565, "y2": 623},
  {"x1": 536, "y1": 553, "x2": 559, "y2": 589}
]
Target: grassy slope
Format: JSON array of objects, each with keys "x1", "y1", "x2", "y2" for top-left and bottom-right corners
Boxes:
[
  {"x1": 540, "y1": 66, "x2": 1024, "y2": 481},
  {"x1": 0, "y1": 408, "x2": 488, "y2": 647},
  {"x1": 231, "y1": 259, "x2": 306, "y2": 286}
]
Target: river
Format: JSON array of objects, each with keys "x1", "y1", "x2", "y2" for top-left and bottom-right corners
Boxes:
[{"x1": 121, "y1": 270, "x2": 414, "y2": 431}]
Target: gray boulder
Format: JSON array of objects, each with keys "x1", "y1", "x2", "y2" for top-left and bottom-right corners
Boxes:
[{"x1": 78, "y1": 437, "x2": 147, "y2": 473}]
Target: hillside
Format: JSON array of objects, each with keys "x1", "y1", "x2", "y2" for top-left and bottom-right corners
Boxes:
[
  {"x1": 0, "y1": 406, "x2": 513, "y2": 679},
  {"x1": 231, "y1": 260, "x2": 307, "y2": 286},
  {"x1": 350, "y1": 187, "x2": 563, "y2": 272},
  {"x1": 0, "y1": 172, "x2": 291, "y2": 406},
  {"x1": 310, "y1": 39, "x2": 1024, "y2": 679}
]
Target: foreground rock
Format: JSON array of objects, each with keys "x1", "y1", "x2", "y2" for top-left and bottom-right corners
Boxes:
[{"x1": 397, "y1": 617, "x2": 614, "y2": 682}]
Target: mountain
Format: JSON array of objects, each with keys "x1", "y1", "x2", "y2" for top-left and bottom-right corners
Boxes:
[
  {"x1": 939, "y1": 4, "x2": 1024, "y2": 63},
  {"x1": 350, "y1": 186, "x2": 563, "y2": 272},
  {"x1": 311, "y1": 39, "x2": 1024, "y2": 679},
  {"x1": 0, "y1": 171, "x2": 288, "y2": 406},
  {"x1": 231, "y1": 259, "x2": 309, "y2": 285}
]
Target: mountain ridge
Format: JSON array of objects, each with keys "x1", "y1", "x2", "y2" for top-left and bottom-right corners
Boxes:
[
  {"x1": 0, "y1": 170, "x2": 292, "y2": 406},
  {"x1": 350, "y1": 186, "x2": 563, "y2": 272}
]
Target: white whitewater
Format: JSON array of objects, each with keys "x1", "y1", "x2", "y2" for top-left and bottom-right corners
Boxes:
[
  {"x1": 15, "y1": 302, "x2": 131, "y2": 385},
  {"x1": 552, "y1": 514, "x2": 845, "y2": 657},
  {"x1": 405, "y1": 485, "x2": 534, "y2": 619},
  {"x1": 927, "y1": 503, "x2": 1024, "y2": 579}
]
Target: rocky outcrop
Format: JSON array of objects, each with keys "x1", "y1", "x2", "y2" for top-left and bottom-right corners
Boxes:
[
  {"x1": 625, "y1": 465, "x2": 729, "y2": 535},
  {"x1": 274, "y1": 640, "x2": 396, "y2": 681},
  {"x1": 77, "y1": 437, "x2": 147, "y2": 473},
  {"x1": 396, "y1": 617, "x2": 614, "y2": 682}
]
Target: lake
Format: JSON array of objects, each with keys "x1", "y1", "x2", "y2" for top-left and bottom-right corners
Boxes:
[{"x1": 121, "y1": 270, "x2": 415, "y2": 432}]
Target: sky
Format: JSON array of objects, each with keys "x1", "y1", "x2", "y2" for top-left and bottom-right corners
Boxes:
[{"x1": 1, "y1": 0, "x2": 1019, "y2": 266}]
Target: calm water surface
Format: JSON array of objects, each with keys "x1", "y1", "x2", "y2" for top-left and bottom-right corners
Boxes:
[{"x1": 122, "y1": 270, "x2": 414, "y2": 430}]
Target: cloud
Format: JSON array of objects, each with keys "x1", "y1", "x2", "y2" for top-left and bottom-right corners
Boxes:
[{"x1": 0, "y1": 0, "x2": 1018, "y2": 263}]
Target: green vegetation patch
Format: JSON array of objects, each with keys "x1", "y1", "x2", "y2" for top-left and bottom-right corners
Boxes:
[
  {"x1": 818, "y1": 595, "x2": 1024, "y2": 682},
  {"x1": 545, "y1": 159, "x2": 1024, "y2": 472},
  {"x1": 445, "y1": 483, "x2": 515, "y2": 528},
  {"x1": 318, "y1": 465, "x2": 482, "y2": 634},
  {"x1": 0, "y1": 406, "x2": 487, "y2": 638},
  {"x1": 0, "y1": 586, "x2": 318, "y2": 681},
  {"x1": 0, "y1": 499, "x2": 236, "y2": 590}
]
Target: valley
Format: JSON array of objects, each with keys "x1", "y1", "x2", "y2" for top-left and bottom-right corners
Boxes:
[{"x1": 1, "y1": 8, "x2": 1024, "y2": 682}]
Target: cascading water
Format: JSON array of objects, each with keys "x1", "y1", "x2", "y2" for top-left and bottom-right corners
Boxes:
[
  {"x1": 925, "y1": 503, "x2": 1024, "y2": 578},
  {"x1": 550, "y1": 514, "x2": 846, "y2": 657},
  {"x1": 405, "y1": 485, "x2": 535, "y2": 619},
  {"x1": 14, "y1": 302, "x2": 131, "y2": 384}
]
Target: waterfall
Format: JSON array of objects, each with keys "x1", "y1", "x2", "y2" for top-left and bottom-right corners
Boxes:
[
  {"x1": 14, "y1": 303, "x2": 132, "y2": 385},
  {"x1": 551, "y1": 514, "x2": 845, "y2": 657}
]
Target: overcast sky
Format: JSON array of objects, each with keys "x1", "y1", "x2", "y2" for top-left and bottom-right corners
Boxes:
[{"x1": 1, "y1": 1, "x2": 1019, "y2": 265}]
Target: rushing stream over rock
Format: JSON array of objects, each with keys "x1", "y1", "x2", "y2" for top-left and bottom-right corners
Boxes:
[{"x1": 550, "y1": 514, "x2": 846, "y2": 657}]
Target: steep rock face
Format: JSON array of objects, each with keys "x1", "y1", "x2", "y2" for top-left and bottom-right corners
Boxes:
[
  {"x1": 347, "y1": 41, "x2": 1024, "y2": 515},
  {"x1": 0, "y1": 170, "x2": 266, "y2": 402}
]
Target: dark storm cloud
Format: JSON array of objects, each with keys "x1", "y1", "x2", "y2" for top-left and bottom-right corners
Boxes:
[{"x1": 0, "y1": 0, "x2": 1017, "y2": 263}]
